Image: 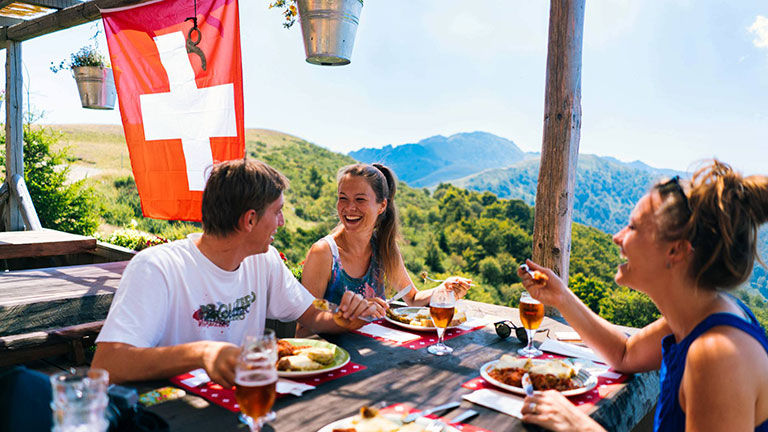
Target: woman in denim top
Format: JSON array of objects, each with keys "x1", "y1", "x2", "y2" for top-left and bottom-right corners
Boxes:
[
  {"x1": 516, "y1": 160, "x2": 768, "y2": 432},
  {"x1": 300, "y1": 163, "x2": 472, "y2": 331}
]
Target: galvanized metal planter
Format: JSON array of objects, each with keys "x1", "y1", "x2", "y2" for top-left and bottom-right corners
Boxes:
[
  {"x1": 297, "y1": 0, "x2": 363, "y2": 66},
  {"x1": 72, "y1": 66, "x2": 117, "y2": 110}
]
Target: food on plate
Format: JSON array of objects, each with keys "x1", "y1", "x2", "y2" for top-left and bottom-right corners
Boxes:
[
  {"x1": 276, "y1": 340, "x2": 336, "y2": 372},
  {"x1": 489, "y1": 354, "x2": 578, "y2": 391},
  {"x1": 330, "y1": 406, "x2": 439, "y2": 432},
  {"x1": 277, "y1": 355, "x2": 323, "y2": 371},
  {"x1": 386, "y1": 307, "x2": 466, "y2": 328}
]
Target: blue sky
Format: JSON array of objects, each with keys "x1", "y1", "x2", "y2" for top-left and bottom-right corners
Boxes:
[{"x1": 3, "y1": 0, "x2": 767, "y2": 175}]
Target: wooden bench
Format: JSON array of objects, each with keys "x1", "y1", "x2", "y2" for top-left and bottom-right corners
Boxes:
[{"x1": 0, "y1": 321, "x2": 104, "y2": 367}]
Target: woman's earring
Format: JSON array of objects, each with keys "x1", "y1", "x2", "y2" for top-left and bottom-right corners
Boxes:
[{"x1": 666, "y1": 261, "x2": 671, "y2": 269}]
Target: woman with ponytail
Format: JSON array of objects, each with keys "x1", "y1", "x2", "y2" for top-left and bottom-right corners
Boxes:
[
  {"x1": 300, "y1": 163, "x2": 471, "y2": 327},
  {"x1": 515, "y1": 160, "x2": 768, "y2": 432}
]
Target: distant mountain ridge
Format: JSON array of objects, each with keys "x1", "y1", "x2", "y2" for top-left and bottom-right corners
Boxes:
[{"x1": 349, "y1": 131, "x2": 528, "y2": 187}]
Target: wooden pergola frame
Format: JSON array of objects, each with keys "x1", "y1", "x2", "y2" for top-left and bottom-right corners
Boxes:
[{"x1": 1, "y1": 0, "x2": 586, "y2": 313}]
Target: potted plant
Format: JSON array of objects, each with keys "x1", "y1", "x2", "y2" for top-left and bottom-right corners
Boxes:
[
  {"x1": 51, "y1": 46, "x2": 117, "y2": 110},
  {"x1": 270, "y1": 0, "x2": 363, "y2": 66}
]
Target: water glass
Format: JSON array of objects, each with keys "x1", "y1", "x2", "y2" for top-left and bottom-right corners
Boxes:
[{"x1": 50, "y1": 368, "x2": 109, "y2": 432}]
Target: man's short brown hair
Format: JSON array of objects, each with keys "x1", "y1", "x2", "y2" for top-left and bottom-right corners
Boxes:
[{"x1": 202, "y1": 159, "x2": 289, "y2": 237}]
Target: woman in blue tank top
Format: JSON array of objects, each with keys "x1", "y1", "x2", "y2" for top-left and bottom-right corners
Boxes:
[
  {"x1": 515, "y1": 160, "x2": 768, "y2": 431},
  {"x1": 300, "y1": 163, "x2": 472, "y2": 330}
]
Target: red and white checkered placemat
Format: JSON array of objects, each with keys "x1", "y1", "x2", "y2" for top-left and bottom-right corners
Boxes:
[{"x1": 170, "y1": 362, "x2": 367, "y2": 412}]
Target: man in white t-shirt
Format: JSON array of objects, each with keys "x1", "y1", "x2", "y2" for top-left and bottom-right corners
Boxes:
[{"x1": 92, "y1": 159, "x2": 381, "y2": 387}]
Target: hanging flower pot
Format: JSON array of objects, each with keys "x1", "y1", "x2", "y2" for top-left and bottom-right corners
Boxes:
[
  {"x1": 51, "y1": 46, "x2": 116, "y2": 110},
  {"x1": 72, "y1": 66, "x2": 117, "y2": 110},
  {"x1": 297, "y1": 0, "x2": 363, "y2": 66}
]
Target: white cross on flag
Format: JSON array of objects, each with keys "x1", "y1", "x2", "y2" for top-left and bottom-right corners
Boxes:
[{"x1": 102, "y1": 0, "x2": 244, "y2": 221}]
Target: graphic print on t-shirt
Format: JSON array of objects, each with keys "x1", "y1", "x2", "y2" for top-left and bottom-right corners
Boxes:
[{"x1": 192, "y1": 291, "x2": 256, "y2": 327}]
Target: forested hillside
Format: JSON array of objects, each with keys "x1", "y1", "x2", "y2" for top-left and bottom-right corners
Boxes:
[{"x1": 43, "y1": 126, "x2": 768, "y2": 328}]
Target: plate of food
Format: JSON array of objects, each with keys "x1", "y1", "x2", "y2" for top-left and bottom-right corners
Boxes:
[
  {"x1": 277, "y1": 338, "x2": 350, "y2": 378},
  {"x1": 384, "y1": 307, "x2": 467, "y2": 332},
  {"x1": 479, "y1": 354, "x2": 597, "y2": 397},
  {"x1": 317, "y1": 406, "x2": 461, "y2": 432}
]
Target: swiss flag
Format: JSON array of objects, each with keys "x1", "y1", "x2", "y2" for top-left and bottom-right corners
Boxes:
[{"x1": 102, "y1": 0, "x2": 244, "y2": 221}]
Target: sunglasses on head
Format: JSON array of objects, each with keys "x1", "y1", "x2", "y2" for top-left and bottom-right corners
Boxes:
[{"x1": 658, "y1": 175, "x2": 692, "y2": 214}]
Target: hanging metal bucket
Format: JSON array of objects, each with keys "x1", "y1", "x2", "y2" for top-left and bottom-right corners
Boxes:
[
  {"x1": 297, "y1": 0, "x2": 363, "y2": 66},
  {"x1": 72, "y1": 66, "x2": 117, "y2": 110}
]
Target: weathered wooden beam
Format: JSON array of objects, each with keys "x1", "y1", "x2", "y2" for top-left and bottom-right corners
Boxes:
[
  {"x1": 0, "y1": 0, "x2": 142, "y2": 49},
  {"x1": 0, "y1": 16, "x2": 23, "y2": 27},
  {"x1": 10, "y1": 173, "x2": 42, "y2": 230},
  {"x1": 532, "y1": 0, "x2": 586, "y2": 316},
  {"x1": 5, "y1": 39, "x2": 24, "y2": 231},
  {"x1": 0, "y1": 0, "x2": 81, "y2": 10}
]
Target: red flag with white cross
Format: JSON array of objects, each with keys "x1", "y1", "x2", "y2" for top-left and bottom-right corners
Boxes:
[{"x1": 101, "y1": 0, "x2": 244, "y2": 221}]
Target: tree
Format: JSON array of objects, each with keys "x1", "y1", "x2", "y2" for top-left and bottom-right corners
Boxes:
[
  {"x1": 424, "y1": 235, "x2": 445, "y2": 273},
  {"x1": 0, "y1": 125, "x2": 99, "y2": 235},
  {"x1": 479, "y1": 256, "x2": 503, "y2": 286},
  {"x1": 569, "y1": 273, "x2": 608, "y2": 313}
]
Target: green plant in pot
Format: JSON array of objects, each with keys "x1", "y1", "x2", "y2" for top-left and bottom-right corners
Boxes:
[{"x1": 51, "y1": 46, "x2": 116, "y2": 110}]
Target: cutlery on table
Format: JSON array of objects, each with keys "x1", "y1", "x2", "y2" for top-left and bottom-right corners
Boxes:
[
  {"x1": 448, "y1": 409, "x2": 479, "y2": 424},
  {"x1": 522, "y1": 373, "x2": 534, "y2": 397},
  {"x1": 387, "y1": 284, "x2": 412, "y2": 304},
  {"x1": 403, "y1": 401, "x2": 461, "y2": 423}
]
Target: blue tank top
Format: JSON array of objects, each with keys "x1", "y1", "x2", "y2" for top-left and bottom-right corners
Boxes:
[
  {"x1": 322, "y1": 235, "x2": 385, "y2": 305},
  {"x1": 654, "y1": 296, "x2": 768, "y2": 432}
]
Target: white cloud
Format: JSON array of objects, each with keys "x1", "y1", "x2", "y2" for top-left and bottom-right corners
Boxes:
[{"x1": 748, "y1": 15, "x2": 768, "y2": 49}]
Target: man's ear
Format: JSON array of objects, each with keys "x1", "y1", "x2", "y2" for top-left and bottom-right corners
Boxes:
[{"x1": 238, "y1": 209, "x2": 258, "y2": 232}]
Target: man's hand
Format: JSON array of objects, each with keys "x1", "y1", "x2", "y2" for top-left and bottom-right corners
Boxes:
[{"x1": 200, "y1": 341, "x2": 240, "y2": 388}]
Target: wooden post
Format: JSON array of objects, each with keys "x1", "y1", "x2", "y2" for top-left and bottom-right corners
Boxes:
[
  {"x1": 5, "y1": 40, "x2": 24, "y2": 231},
  {"x1": 532, "y1": 0, "x2": 585, "y2": 316}
]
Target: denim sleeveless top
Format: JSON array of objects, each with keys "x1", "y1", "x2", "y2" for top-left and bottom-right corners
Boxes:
[
  {"x1": 654, "y1": 296, "x2": 768, "y2": 432},
  {"x1": 322, "y1": 235, "x2": 385, "y2": 305}
]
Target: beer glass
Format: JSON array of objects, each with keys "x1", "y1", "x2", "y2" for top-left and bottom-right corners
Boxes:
[
  {"x1": 517, "y1": 291, "x2": 544, "y2": 357},
  {"x1": 427, "y1": 286, "x2": 456, "y2": 356},
  {"x1": 235, "y1": 329, "x2": 278, "y2": 432},
  {"x1": 50, "y1": 367, "x2": 109, "y2": 432}
]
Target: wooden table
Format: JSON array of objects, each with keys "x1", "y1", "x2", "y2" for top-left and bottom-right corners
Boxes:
[
  {"x1": 0, "y1": 229, "x2": 96, "y2": 259},
  {"x1": 0, "y1": 261, "x2": 127, "y2": 336},
  {"x1": 112, "y1": 301, "x2": 659, "y2": 432}
]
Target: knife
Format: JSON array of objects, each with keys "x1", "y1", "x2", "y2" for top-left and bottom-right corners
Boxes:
[
  {"x1": 402, "y1": 401, "x2": 461, "y2": 423},
  {"x1": 387, "y1": 284, "x2": 412, "y2": 304}
]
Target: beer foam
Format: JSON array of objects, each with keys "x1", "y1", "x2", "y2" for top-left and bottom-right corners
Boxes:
[{"x1": 521, "y1": 296, "x2": 542, "y2": 304}]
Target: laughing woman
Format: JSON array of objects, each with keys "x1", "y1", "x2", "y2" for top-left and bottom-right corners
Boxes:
[
  {"x1": 300, "y1": 163, "x2": 471, "y2": 326},
  {"x1": 516, "y1": 160, "x2": 768, "y2": 432}
]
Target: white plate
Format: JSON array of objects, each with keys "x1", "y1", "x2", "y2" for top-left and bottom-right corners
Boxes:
[
  {"x1": 317, "y1": 413, "x2": 461, "y2": 432},
  {"x1": 384, "y1": 307, "x2": 463, "y2": 332},
  {"x1": 479, "y1": 359, "x2": 597, "y2": 397},
  {"x1": 277, "y1": 338, "x2": 350, "y2": 378}
]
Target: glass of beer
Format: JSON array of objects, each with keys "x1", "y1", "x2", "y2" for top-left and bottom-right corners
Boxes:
[
  {"x1": 235, "y1": 329, "x2": 278, "y2": 432},
  {"x1": 427, "y1": 286, "x2": 456, "y2": 356},
  {"x1": 517, "y1": 291, "x2": 544, "y2": 357}
]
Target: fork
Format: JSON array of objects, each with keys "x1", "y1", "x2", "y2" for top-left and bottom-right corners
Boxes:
[
  {"x1": 420, "y1": 272, "x2": 475, "y2": 287},
  {"x1": 425, "y1": 419, "x2": 448, "y2": 432}
]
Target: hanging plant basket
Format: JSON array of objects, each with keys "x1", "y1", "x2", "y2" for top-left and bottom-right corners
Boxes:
[
  {"x1": 72, "y1": 66, "x2": 117, "y2": 110},
  {"x1": 297, "y1": 0, "x2": 363, "y2": 66}
]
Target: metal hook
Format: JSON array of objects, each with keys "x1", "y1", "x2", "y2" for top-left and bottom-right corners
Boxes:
[{"x1": 184, "y1": 17, "x2": 207, "y2": 71}]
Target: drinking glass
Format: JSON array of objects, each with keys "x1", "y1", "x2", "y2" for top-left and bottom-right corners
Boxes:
[
  {"x1": 427, "y1": 286, "x2": 456, "y2": 356},
  {"x1": 50, "y1": 367, "x2": 109, "y2": 432},
  {"x1": 517, "y1": 291, "x2": 544, "y2": 357},
  {"x1": 235, "y1": 329, "x2": 278, "y2": 432}
]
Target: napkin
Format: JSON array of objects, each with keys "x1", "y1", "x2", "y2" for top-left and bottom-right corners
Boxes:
[
  {"x1": 539, "y1": 339, "x2": 606, "y2": 364},
  {"x1": 356, "y1": 323, "x2": 421, "y2": 343},
  {"x1": 277, "y1": 379, "x2": 315, "y2": 396},
  {"x1": 179, "y1": 368, "x2": 210, "y2": 387},
  {"x1": 457, "y1": 315, "x2": 501, "y2": 331},
  {"x1": 462, "y1": 388, "x2": 524, "y2": 419},
  {"x1": 555, "y1": 331, "x2": 581, "y2": 341}
]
